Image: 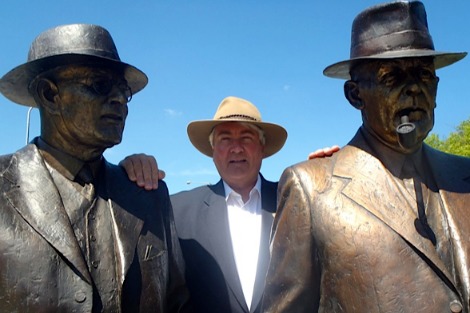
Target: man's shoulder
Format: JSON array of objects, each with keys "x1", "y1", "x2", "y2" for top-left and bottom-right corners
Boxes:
[
  {"x1": 286, "y1": 149, "x2": 343, "y2": 173},
  {"x1": 260, "y1": 174, "x2": 278, "y2": 185},
  {"x1": 169, "y1": 185, "x2": 221, "y2": 232},
  {"x1": 104, "y1": 160, "x2": 171, "y2": 207},
  {"x1": 279, "y1": 147, "x2": 362, "y2": 191},
  {"x1": 425, "y1": 144, "x2": 470, "y2": 163},
  {"x1": 0, "y1": 145, "x2": 39, "y2": 174},
  {"x1": 259, "y1": 174, "x2": 278, "y2": 195},
  {"x1": 106, "y1": 160, "x2": 167, "y2": 186},
  {"x1": 0, "y1": 153, "x2": 15, "y2": 168},
  {"x1": 171, "y1": 184, "x2": 215, "y2": 205},
  {"x1": 424, "y1": 145, "x2": 470, "y2": 189}
]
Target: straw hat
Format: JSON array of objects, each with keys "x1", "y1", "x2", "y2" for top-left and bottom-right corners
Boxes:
[
  {"x1": 323, "y1": 1, "x2": 467, "y2": 79},
  {"x1": 187, "y1": 96, "x2": 287, "y2": 158},
  {"x1": 0, "y1": 23, "x2": 148, "y2": 107}
]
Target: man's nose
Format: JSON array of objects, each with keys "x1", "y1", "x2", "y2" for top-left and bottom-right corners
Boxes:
[
  {"x1": 404, "y1": 79, "x2": 422, "y2": 97},
  {"x1": 109, "y1": 85, "x2": 130, "y2": 105},
  {"x1": 229, "y1": 140, "x2": 244, "y2": 153}
]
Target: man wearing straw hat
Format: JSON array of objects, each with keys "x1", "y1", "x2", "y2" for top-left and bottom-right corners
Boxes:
[
  {"x1": 120, "y1": 96, "x2": 338, "y2": 313},
  {"x1": 175, "y1": 96, "x2": 285, "y2": 313},
  {"x1": 263, "y1": 1, "x2": 470, "y2": 312},
  {"x1": 0, "y1": 24, "x2": 190, "y2": 312},
  {"x1": 125, "y1": 96, "x2": 287, "y2": 313}
]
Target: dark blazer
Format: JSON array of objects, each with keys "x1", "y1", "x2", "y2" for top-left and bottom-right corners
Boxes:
[
  {"x1": 171, "y1": 175, "x2": 277, "y2": 313},
  {"x1": 0, "y1": 144, "x2": 190, "y2": 313},
  {"x1": 263, "y1": 129, "x2": 470, "y2": 313}
]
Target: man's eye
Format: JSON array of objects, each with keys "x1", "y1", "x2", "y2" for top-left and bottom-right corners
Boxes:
[
  {"x1": 419, "y1": 69, "x2": 435, "y2": 80},
  {"x1": 379, "y1": 72, "x2": 397, "y2": 85},
  {"x1": 92, "y1": 80, "x2": 112, "y2": 95}
]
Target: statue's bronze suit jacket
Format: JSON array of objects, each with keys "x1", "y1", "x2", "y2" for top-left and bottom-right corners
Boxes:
[
  {"x1": 0, "y1": 144, "x2": 190, "y2": 313},
  {"x1": 263, "y1": 129, "x2": 470, "y2": 313}
]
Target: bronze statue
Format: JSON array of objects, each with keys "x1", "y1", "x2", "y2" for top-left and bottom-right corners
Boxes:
[
  {"x1": 0, "y1": 24, "x2": 190, "y2": 312},
  {"x1": 262, "y1": 2, "x2": 469, "y2": 313}
]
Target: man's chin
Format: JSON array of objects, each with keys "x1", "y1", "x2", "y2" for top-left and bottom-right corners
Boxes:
[{"x1": 93, "y1": 136, "x2": 123, "y2": 150}]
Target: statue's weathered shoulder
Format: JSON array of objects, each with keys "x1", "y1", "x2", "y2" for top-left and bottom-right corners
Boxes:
[
  {"x1": 0, "y1": 153, "x2": 16, "y2": 172},
  {"x1": 279, "y1": 153, "x2": 340, "y2": 195}
]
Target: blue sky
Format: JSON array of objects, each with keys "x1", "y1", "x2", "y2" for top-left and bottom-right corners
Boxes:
[{"x1": 0, "y1": 1, "x2": 468, "y2": 193}]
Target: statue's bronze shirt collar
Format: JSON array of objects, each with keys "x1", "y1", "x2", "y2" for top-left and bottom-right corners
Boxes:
[
  {"x1": 34, "y1": 137, "x2": 102, "y2": 182},
  {"x1": 360, "y1": 127, "x2": 425, "y2": 179}
]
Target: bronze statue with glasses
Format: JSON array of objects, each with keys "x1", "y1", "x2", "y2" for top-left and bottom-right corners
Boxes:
[{"x1": 0, "y1": 24, "x2": 191, "y2": 313}]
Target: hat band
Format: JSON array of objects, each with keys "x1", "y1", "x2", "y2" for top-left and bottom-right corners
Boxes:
[
  {"x1": 351, "y1": 30, "x2": 435, "y2": 59},
  {"x1": 218, "y1": 114, "x2": 260, "y2": 122},
  {"x1": 29, "y1": 48, "x2": 120, "y2": 62}
]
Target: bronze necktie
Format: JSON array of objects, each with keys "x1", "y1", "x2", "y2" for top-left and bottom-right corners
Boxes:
[{"x1": 76, "y1": 163, "x2": 95, "y2": 201}]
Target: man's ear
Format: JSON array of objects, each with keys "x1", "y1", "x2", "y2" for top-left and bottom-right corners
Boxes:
[
  {"x1": 33, "y1": 78, "x2": 60, "y2": 114},
  {"x1": 344, "y1": 80, "x2": 364, "y2": 110}
]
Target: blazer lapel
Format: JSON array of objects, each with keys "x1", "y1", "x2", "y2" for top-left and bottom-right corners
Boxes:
[
  {"x1": 3, "y1": 145, "x2": 91, "y2": 284},
  {"x1": 204, "y1": 178, "x2": 277, "y2": 312},
  {"x1": 335, "y1": 144, "x2": 455, "y2": 286},
  {"x1": 205, "y1": 181, "x2": 249, "y2": 312}
]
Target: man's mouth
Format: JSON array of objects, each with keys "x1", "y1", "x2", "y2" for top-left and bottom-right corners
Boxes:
[
  {"x1": 101, "y1": 114, "x2": 124, "y2": 122},
  {"x1": 229, "y1": 159, "x2": 246, "y2": 164},
  {"x1": 397, "y1": 108, "x2": 426, "y2": 123}
]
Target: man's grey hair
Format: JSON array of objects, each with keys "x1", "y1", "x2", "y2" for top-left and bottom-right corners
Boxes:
[{"x1": 209, "y1": 122, "x2": 266, "y2": 148}]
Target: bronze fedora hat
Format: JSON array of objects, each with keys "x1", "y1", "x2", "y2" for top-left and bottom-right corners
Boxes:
[
  {"x1": 323, "y1": 1, "x2": 467, "y2": 79},
  {"x1": 0, "y1": 23, "x2": 148, "y2": 107},
  {"x1": 187, "y1": 96, "x2": 288, "y2": 158}
]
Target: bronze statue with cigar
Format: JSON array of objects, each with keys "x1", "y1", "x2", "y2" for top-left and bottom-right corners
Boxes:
[
  {"x1": 262, "y1": 1, "x2": 470, "y2": 312},
  {"x1": 0, "y1": 24, "x2": 190, "y2": 312}
]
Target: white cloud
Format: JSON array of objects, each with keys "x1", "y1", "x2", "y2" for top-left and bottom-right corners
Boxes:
[
  {"x1": 164, "y1": 108, "x2": 183, "y2": 117},
  {"x1": 283, "y1": 84, "x2": 291, "y2": 91}
]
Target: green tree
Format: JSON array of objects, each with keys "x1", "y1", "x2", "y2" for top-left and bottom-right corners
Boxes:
[{"x1": 425, "y1": 118, "x2": 470, "y2": 157}]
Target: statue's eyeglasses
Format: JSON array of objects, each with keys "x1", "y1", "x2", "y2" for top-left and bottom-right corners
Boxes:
[
  {"x1": 89, "y1": 79, "x2": 133, "y2": 103},
  {"x1": 59, "y1": 77, "x2": 133, "y2": 103}
]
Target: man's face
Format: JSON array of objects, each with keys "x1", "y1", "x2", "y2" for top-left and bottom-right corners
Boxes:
[
  {"x1": 52, "y1": 65, "x2": 130, "y2": 150},
  {"x1": 212, "y1": 122, "x2": 264, "y2": 191},
  {"x1": 351, "y1": 58, "x2": 438, "y2": 152}
]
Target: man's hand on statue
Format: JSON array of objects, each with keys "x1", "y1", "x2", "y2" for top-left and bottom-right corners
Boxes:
[
  {"x1": 119, "y1": 153, "x2": 164, "y2": 190},
  {"x1": 308, "y1": 145, "x2": 340, "y2": 160}
]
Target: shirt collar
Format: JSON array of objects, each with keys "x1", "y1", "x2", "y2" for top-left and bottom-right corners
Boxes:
[
  {"x1": 223, "y1": 174, "x2": 262, "y2": 201},
  {"x1": 360, "y1": 127, "x2": 424, "y2": 178},
  {"x1": 35, "y1": 137, "x2": 102, "y2": 182}
]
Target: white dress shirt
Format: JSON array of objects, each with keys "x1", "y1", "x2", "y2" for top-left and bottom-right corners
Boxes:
[{"x1": 224, "y1": 176, "x2": 262, "y2": 310}]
